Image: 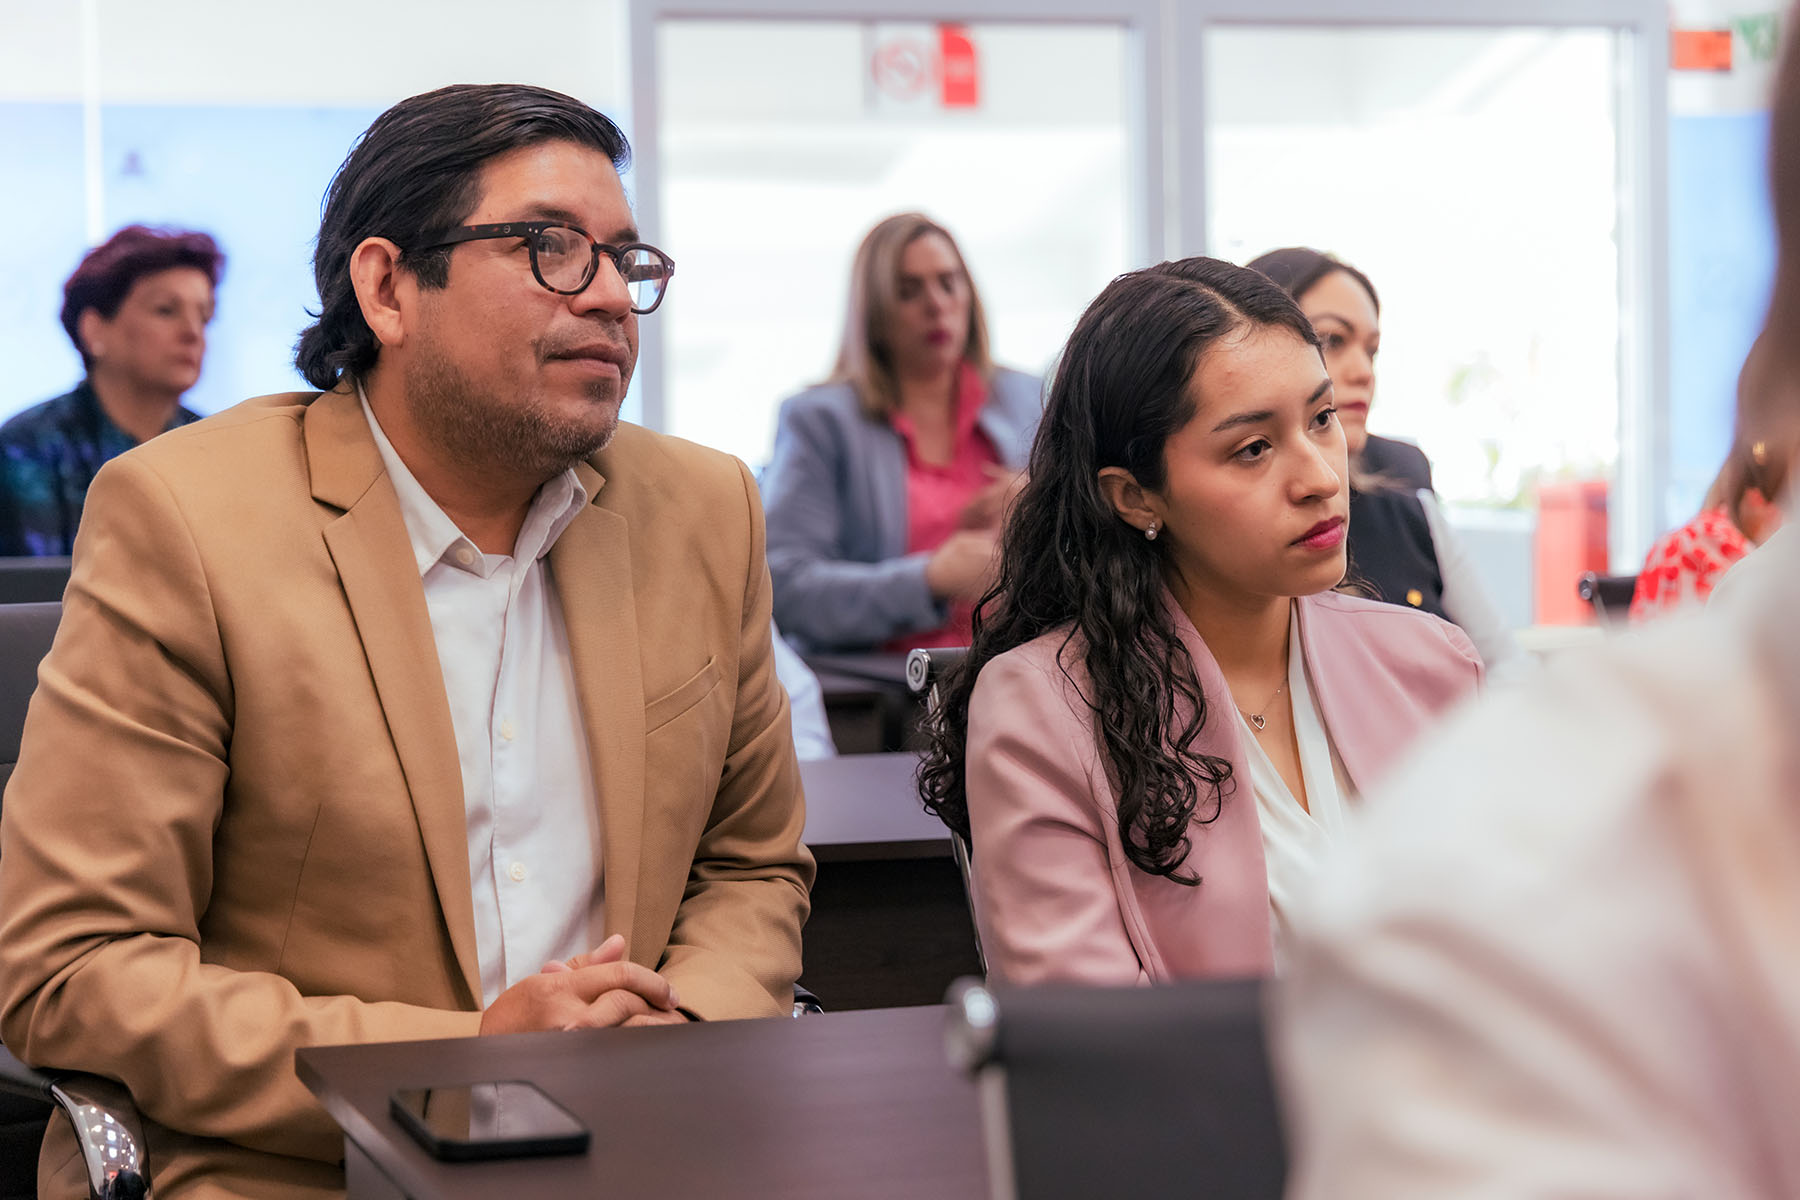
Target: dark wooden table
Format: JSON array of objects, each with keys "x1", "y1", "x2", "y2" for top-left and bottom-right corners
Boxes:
[
  {"x1": 298, "y1": 1005, "x2": 987, "y2": 1200},
  {"x1": 797, "y1": 753, "x2": 981, "y2": 1009},
  {"x1": 800, "y1": 752, "x2": 947, "y2": 862}
]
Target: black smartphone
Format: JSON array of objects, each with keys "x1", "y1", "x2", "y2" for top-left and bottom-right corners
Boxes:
[{"x1": 389, "y1": 1080, "x2": 590, "y2": 1162}]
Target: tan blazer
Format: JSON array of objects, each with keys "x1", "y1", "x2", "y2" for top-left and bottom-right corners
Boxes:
[{"x1": 0, "y1": 385, "x2": 815, "y2": 1198}]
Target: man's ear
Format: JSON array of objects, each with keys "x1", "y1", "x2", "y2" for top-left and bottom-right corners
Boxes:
[
  {"x1": 1097, "y1": 466, "x2": 1161, "y2": 537},
  {"x1": 347, "y1": 237, "x2": 412, "y2": 351}
]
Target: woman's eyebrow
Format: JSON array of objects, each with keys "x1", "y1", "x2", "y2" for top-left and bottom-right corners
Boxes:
[{"x1": 1209, "y1": 378, "x2": 1333, "y2": 434}]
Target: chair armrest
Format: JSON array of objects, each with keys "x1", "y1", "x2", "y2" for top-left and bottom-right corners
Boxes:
[
  {"x1": 905, "y1": 647, "x2": 969, "y2": 699},
  {"x1": 0, "y1": 1044, "x2": 151, "y2": 1199}
]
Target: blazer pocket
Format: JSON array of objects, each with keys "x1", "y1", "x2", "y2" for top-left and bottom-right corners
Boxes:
[{"x1": 644, "y1": 656, "x2": 722, "y2": 734}]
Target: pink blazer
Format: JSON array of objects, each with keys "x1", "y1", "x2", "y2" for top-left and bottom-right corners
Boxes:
[{"x1": 963, "y1": 590, "x2": 1482, "y2": 985}]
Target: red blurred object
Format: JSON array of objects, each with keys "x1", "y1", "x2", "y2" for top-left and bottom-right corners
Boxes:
[
  {"x1": 1671, "y1": 29, "x2": 1732, "y2": 71},
  {"x1": 1536, "y1": 480, "x2": 1611, "y2": 625},
  {"x1": 940, "y1": 24, "x2": 979, "y2": 108}
]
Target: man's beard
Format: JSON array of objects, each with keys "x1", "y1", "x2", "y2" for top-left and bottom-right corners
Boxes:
[{"x1": 401, "y1": 339, "x2": 621, "y2": 484}]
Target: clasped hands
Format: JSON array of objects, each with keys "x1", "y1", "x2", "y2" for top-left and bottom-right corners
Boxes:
[{"x1": 478, "y1": 933, "x2": 688, "y2": 1035}]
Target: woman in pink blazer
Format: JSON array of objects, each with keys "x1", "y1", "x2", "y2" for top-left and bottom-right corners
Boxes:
[{"x1": 918, "y1": 257, "x2": 1482, "y2": 986}]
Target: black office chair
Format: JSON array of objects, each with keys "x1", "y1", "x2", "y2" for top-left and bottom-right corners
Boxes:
[
  {"x1": 1577, "y1": 571, "x2": 1638, "y2": 625},
  {"x1": 0, "y1": 602, "x2": 151, "y2": 1199},
  {"x1": 904, "y1": 646, "x2": 984, "y2": 974},
  {"x1": 0, "y1": 558, "x2": 70, "y2": 606},
  {"x1": 945, "y1": 977, "x2": 1287, "y2": 1200}
]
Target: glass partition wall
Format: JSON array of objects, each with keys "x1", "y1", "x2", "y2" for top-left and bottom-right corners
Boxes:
[
  {"x1": 629, "y1": 0, "x2": 1163, "y2": 468},
  {"x1": 1176, "y1": 1, "x2": 1667, "y2": 619}
]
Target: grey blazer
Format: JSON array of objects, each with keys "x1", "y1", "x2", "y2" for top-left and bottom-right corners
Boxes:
[{"x1": 761, "y1": 367, "x2": 1043, "y2": 651}]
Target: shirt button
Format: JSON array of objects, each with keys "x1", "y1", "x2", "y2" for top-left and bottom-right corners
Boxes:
[
  {"x1": 508, "y1": 861, "x2": 527, "y2": 882},
  {"x1": 455, "y1": 546, "x2": 476, "y2": 567},
  {"x1": 500, "y1": 719, "x2": 516, "y2": 742}
]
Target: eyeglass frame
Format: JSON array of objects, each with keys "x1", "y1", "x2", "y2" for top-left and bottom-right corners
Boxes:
[{"x1": 404, "y1": 221, "x2": 676, "y2": 314}]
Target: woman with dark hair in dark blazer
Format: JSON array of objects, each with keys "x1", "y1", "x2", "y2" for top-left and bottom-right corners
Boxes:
[
  {"x1": 761, "y1": 214, "x2": 1042, "y2": 653},
  {"x1": 1249, "y1": 247, "x2": 1524, "y2": 681}
]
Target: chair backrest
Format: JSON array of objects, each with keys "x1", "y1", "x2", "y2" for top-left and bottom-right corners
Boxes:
[
  {"x1": 0, "y1": 558, "x2": 71, "y2": 606},
  {"x1": 947, "y1": 977, "x2": 1287, "y2": 1200},
  {"x1": 905, "y1": 647, "x2": 984, "y2": 973},
  {"x1": 1577, "y1": 572, "x2": 1638, "y2": 625},
  {"x1": 0, "y1": 602, "x2": 62, "y2": 795}
]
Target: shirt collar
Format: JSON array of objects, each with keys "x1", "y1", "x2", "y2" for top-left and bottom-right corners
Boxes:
[
  {"x1": 357, "y1": 383, "x2": 589, "y2": 580},
  {"x1": 889, "y1": 362, "x2": 988, "y2": 444}
]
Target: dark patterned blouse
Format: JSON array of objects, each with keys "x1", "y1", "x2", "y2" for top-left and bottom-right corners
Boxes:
[{"x1": 0, "y1": 380, "x2": 200, "y2": 556}]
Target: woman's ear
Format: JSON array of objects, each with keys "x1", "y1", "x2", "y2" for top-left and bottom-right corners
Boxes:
[
  {"x1": 76, "y1": 309, "x2": 109, "y2": 363},
  {"x1": 1097, "y1": 466, "x2": 1162, "y2": 538}
]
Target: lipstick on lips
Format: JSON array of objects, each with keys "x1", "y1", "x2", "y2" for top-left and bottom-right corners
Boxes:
[{"x1": 1293, "y1": 516, "x2": 1346, "y2": 551}]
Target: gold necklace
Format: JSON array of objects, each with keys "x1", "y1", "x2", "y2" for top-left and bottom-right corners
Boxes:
[{"x1": 1237, "y1": 681, "x2": 1286, "y2": 732}]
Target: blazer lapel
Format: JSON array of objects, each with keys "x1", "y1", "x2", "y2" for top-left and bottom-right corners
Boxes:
[
  {"x1": 1294, "y1": 595, "x2": 1384, "y2": 794},
  {"x1": 548, "y1": 462, "x2": 648, "y2": 961},
  {"x1": 868, "y1": 421, "x2": 911, "y2": 562},
  {"x1": 307, "y1": 385, "x2": 482, "y2": 1007}
]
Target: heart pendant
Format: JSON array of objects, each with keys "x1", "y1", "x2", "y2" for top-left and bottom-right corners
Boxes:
[{"x1": 1249, "y1": 714, "x2": 1267, "y2": 731}]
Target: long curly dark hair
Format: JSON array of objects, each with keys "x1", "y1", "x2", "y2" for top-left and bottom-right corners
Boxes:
[{"x1": 918, "y1": 256, "x2": 1319, "y2": 880}]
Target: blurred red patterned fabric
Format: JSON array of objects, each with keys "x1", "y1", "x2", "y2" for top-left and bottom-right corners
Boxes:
[{"x1": 1629, "y1": 507, "x2": 1752, "y2": 620}]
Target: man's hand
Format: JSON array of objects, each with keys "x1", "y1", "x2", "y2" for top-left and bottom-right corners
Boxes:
[
  {"x1": 621, "y1": 1009, "x2": 690, "y2": 1028},
  {"x1": 478, "y1": 934, "x2": 682, "y2": 1034}
]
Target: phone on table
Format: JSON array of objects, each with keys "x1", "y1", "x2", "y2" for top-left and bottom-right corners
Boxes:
[{"x1": 389, "y1": 1080, "x2": 590, "y2": 1161}]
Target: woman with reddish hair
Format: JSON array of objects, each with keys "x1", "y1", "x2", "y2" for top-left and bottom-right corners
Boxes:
[{"x1": 0, "y1": 224, "x2": 223, "y2": 555}]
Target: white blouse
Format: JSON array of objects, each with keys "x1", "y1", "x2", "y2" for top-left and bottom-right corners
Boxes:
[{"x1": 1235, "y1": 605, "x2": 1355, "y2": 969}]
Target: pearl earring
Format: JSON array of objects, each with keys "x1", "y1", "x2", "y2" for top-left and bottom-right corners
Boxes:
[{"x1": 1145, "y1": 521, "x2": 1159, "y2": 541}]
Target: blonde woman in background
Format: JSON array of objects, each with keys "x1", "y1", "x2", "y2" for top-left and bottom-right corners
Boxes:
[{"x1": 761, "y1": 214, "x2": 1042, "y2": 653}]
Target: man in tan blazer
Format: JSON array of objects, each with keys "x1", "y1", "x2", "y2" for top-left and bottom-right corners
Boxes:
[{"x1": 0, "y1": 84, "x2": 813, "y2": 1197}]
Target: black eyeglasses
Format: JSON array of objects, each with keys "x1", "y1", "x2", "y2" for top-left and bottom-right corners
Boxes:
[{"x1": 407, "y1": 221, "x2": 676, "y2": 314}]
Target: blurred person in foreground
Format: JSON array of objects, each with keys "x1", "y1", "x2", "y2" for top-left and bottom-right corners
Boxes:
[
  {"x1": 0, "y1": 84, "x2": 812, "y2": 1198},
  {"x1": 917, "y1": 257, "x2": 1480, "y2": 985},
  {"x1": 1275, "y1": 29, "x2": 1800, "y2": 1196},
  {"x1": 1249, "y1": 248, "x2": 1525, "y2": 682},
  {"x1": 1631, "y1": 346, "x2": 1789, "y2": 620},
  {"x1": 0, "y1": 224, "x2": 222, "y2": 556},
  {"x1": 761, "y1": 213, "x2": 1042, "y2": 653}
]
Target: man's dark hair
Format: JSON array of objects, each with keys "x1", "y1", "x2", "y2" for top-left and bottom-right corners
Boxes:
[
  {"x1": 294, "y1": 83, "x2": 630, "y2": 391},
  {"x1": 61, "y1": 226, "x2": 224, "y2": 368}
]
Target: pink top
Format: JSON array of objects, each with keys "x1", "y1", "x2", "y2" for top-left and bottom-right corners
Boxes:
[
  {"x1": 964, "y1": 590, "x2": 1483, "y2": 986},
  {"x1": 885, "y1": 363, "x2": 1000, "y2": 651}
]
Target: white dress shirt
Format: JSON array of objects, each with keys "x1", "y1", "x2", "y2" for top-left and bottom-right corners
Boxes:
[
  {"x1": 1234, "y1": 606, "x2": 1353, "y2": 969},
  {"x1": 1277, "y1": 501, "x2": 1800, "y2": 1197},
  {"x1": 771, "y1": 623, "x2": 836, "y2": 760},
  {"x1": 361, "y1": 392, "x2": 603, "y2": 1006}
]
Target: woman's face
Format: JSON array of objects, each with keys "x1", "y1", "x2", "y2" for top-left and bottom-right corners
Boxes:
[
  {"x1": 1296, "y1": 269, "x2": 1378, "y2": 455},
  {"x1": 83, "y1": 266, "x2": 214, "y2": 396},
  {"x1": 1153, "y1": 326, "x2": 1348, "y2": 604},
  {"x1": 884, "y1": 232, "x2": 971, "y2": 381}
]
